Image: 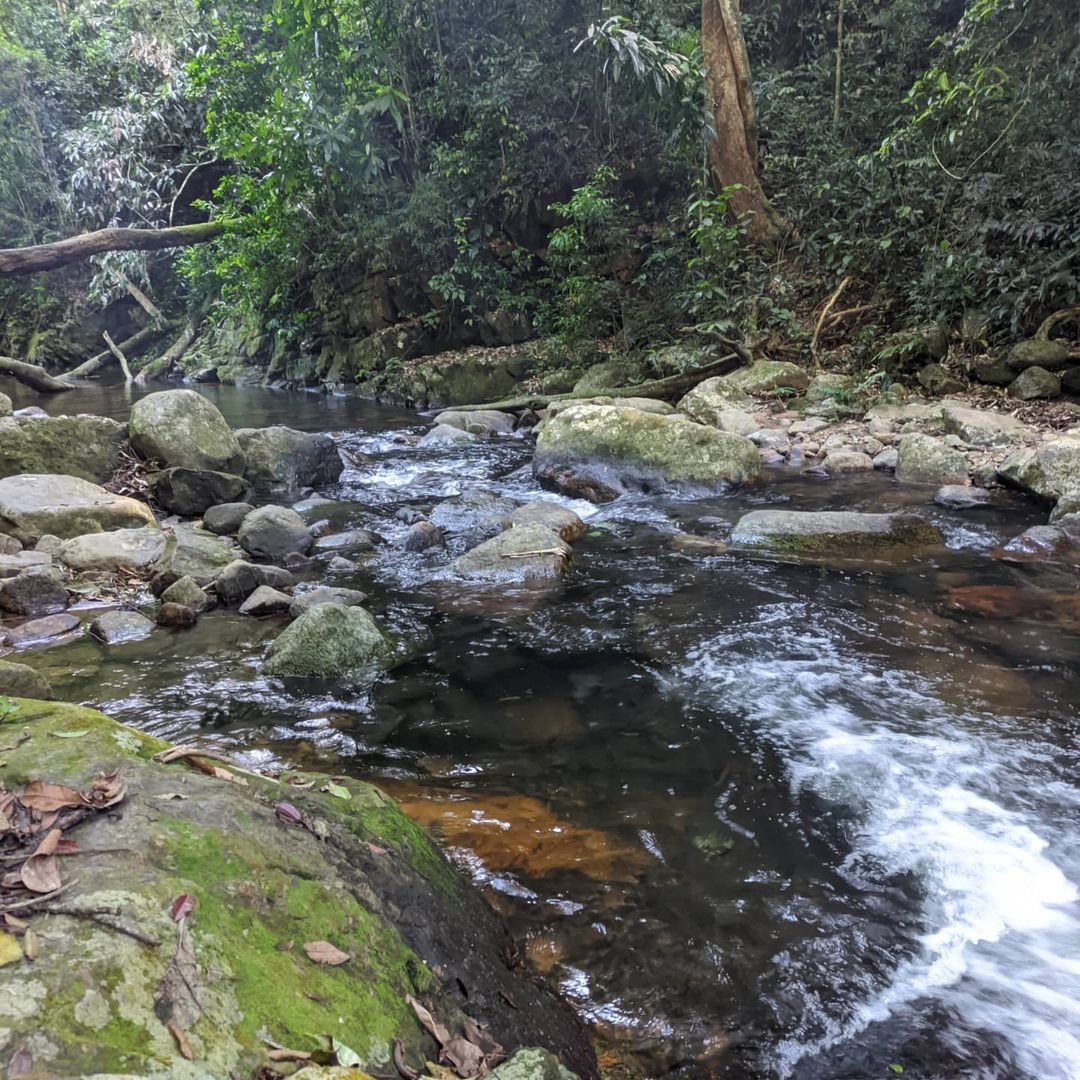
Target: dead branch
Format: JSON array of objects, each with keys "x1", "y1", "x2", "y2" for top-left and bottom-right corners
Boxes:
[
  {"x1": 811, "y1": 275, "x2": 852, "y2": 362},
  {"x1": 1035, "y1": 306, "x2": 1080, "y2": 342},
  {"x1": 66, "y1": 322, "x2": 172, "y2": 379},
  {"x1": 0, "y1": 355, "x2": 74, "y2": 393},
  {"x1": 136, "y1": 321, "x2": 200, "y2": 383},
  {"x1": 102, "y1": 332, "x2": 133, "y2": 384}
]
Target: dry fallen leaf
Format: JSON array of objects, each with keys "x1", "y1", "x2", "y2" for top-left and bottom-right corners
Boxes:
[
  {"x1": 169, "y1": 894, "x2": 196, "y2": 923},
  {"x1": 0, "y1": 932, "x2": 22, "y2": 967},
  {"x1": 21, "y1": 829, "x2": 62, "y2": 894},
  {"x1": 406, "y1": 994, "x2": 451, "y2": 1047},
  {"x1": 211, "y1": 766, "x2": 247, "y2": 786},
  {"x1": 166, "y1": 1020, "x2": 194, "y2": 1060},
  {"x1": 20, "y1": 781, "x2": 85, "y2": 812},
  {"x1": 22, "y1": 929, "x2": 39, "y2": 961},
  {"x1": 303, "y1": 940, "x2": 350, "y2": 966},
  {"x1": 441, "y1": 1036, "x2": 485, "y2": 1078},
  {"x1": 268, "y1": 1048, "x2": 312, "y2": 1062},
  {"x1": 394, "y1": 1038, "x2": 422, "y2": 1080}
]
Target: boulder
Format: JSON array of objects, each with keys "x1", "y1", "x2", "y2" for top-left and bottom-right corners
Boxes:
[
  {"x1": 998, "y1": 437, "x2": 1080, "y2": 504},
  {"x1": 89, "y1": 609, "x2": 155, "y2": 644},
  {"x1": 917, "y1": 363, "x2": 965, "y2": 396},
  {"x1": 0, "y1": 535, "x2": 19, "y2": 555},
  {"x1": 547, "y1": 397, "x2": 675, "y2": 417},
  {"x1": 59, "y1": 527, "x2": 168, "y2": 572},
  {"x1": 0, "y1": 474, "x2": 156, "y2": 545},
  {"x1": 705, "y1": 406, "x2": 760, "y2": 436},
  {"x1": 0, "y1": 659, "x2": 52, "y2": 698},
  {"x1": 215, "y1": 560, "x2": 296, "y2": 605},
  {"x1": 238, "y1": 584, "x2": 293, "y2": 616},
  {"x1": 159, "y1": 574, "x2": 213, "y2": 612},
  {"x1": 935, "y1": 485, "x2": 992, "y2": 509},
  {"x1": 289, "y1": 585, "x2": 368, "y2": 619},
  {"x1": 431, "y1": 490, "x2": 518, "y2": 542},
  {"x1": 873, "y1": 447, "x2": 899, "y2": 471},
  {"x1": 941, "y1": 405, "x2": 1034, "y2": 447},
  {"x1": 730, "y1": 510, "x2": 943, "y2": 558},
  {"x1": 404, "y1": 349, "x2": 534, "y2": 406},
  {"x1": 1008, "y1": 366, "x2": 1060, "y2": 400},
  {"x1": 434, "y1": 409, "x2": 517, "y2": 436},
  {"x1": 895, "y1": 433, "x2": 969, "y2": 485},
  {"x1": 970, "y1": 356, "x2": 1015, "y2": 385},
  {"x1": 452, "y1": 522, "x2": 571, "y2": 582},
  {"x1": 403, "y1": 521, "x2": 445, "y2": 552},
  {"x1": 0, "y1": 415, "x2": 127, "y2": 483},
  {"x1": 235, "y1": 426, "x2": 344, "y2": 491},
  {"x1": 676, "y1": 377, "x2": 751, "y2": 424},
  {"x1": 152, "y1": 524, "x2": 236, "y2": 587},
  {"x1": 823, "y1": 449, "x2": 873, "y2": 472},
  {"x1": 572, "y1": 358, "x2": 646, "y2": 394},
  {"x1": 534, "y1": 405, "x2": 760, "y2": 500},
  {"x1": 723, "y1": 360, "x2": 809, "y2": 395},
  {"x1": 203, "y1": 501, "x2": 254, "y2": 535},
  {"x1": 153, "y1": 467, "x2": 250, "y2": 517},
  {"x1": 995, "y1": 523, "x2": 1080, "y2": 563},
  {"x1": 311, "y1": 528, "x2": 376, "y2": 554},
  {"x1": 238, "y1": 505, "x2": 312, "y2": 560},
  {"x1": 0, "y1": 550, "x2": 52, "y2": 577},
  {"x1": 34, "y1": 534, "x2": 63, "y2": 556},
  {"x1": 129, "y1": 389, "x2": 244, "y2": 472},
  {"x1": 6, "y1": 612, "x2": 81, "y2": 645},
  {"x1": 157, "y1": 601, "x2": 197, "y2": 627},
  {"x1": 264, "y1": 603, "x2": 391, "y2": 677},
  {"x1": 420, "y1": 423, "x2": 478, "y2": 446},
  {"x1": 0, "y1": 566, "x2": 67, "y2": 616},
  {"x1": 1006, "y1": 339, "x2": 1070, "y2": 371},
  {"x1": 506, "y1": 501, "x2": 587, "y2": 542}
]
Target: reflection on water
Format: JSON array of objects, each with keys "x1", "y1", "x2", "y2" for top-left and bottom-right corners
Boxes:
[{"x1": 7, "y1": 380, "x2": 1080, "y2": 1079}]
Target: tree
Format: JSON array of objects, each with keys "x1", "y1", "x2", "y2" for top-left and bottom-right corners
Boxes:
[{"x1": 701, "y1": 0, "x2": 784, "y2": 246}]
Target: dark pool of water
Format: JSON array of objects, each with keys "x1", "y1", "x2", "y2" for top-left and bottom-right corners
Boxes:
[{"x1": 6, "y1": 379, "x2": 1080, "y2": 1079}]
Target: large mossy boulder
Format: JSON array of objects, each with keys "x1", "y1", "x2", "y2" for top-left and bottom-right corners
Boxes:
[
  {"x1": 998, "y1": 436, "x2": 1080, "y2": 506},
  {"x1": 235, "y1": 426, "x2": 345, "y2": 491},
  {"x1": 723, "y1": 359, "x2": 809, "y2": 395},
  {"x1": 0, "y1": 699, "x2": 595, "y2": 1079},
  {"x1": 534, "y1": 404, "x2": 759, "y2": 500},
  {"x1": 571, "y1": 358, "x2": 646, "y2": 395},
  {"x1": 0, "y1": 415, "x2": 128, "y2": 483},
  {"x1": 676, "y1": 378, "x2": 752, "y2": 424},
  {"x1": 129, "y1": 390, "x2": 244, "y2": 473},
  {"x1": 264, "y1": 602, "x2": 391, "y2": 677},
  {"x1": 730, "y1": 510, "x2": 943, "y2": 560},
  {"x1": 0, "y1": 474, "x2": 156, "y2": 544}
]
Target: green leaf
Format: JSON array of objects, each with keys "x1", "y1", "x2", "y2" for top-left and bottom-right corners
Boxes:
[
  {"x1": 51, "y1": 730, "x2": 90, "y2": 739},
  {"x1": 332, "y1": 1038, "x2": 362, "y2": 1067},
  {"x1": 326, "y1": 783, "x2": 351, "y2": 800},
  {"x1": 889, "y1": 1066, "x2": 905, "y2": 1074}
]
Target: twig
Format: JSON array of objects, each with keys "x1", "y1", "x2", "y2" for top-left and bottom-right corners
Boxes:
[
  {"x1": 153, "y1": 745, "x2": 241, "y2": 768},
  {"x1": 0, "y1": 846, "x2": 130, "y2": 862},
  {"x1": 823, "y1": 303, "x2": 878, "y2": 329},
  {"x1": 36, "y1": 903, "x2": 161, "y2": 947},
  {"x1": 102, "y1": 332, "x2": 133, "y2": 385},
  {"x1": 0, "y1": 879, "x2": 78, "y2": 912},
  {"x1": 811, "y1": 276, "x2": 852, "y2": 363},
  {"x1": 500, "y1": 549, "x2": 567, "y2": 559}
]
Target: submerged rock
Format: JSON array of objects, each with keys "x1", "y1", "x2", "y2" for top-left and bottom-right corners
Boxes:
[
  {"x1": 895, "y1": 433, "x2": 969, "y2": 485},
  {"x1": 0, "y1": 659, "x2": 52, "y2": 698},
  {"x1": 90, "y1": 609, "x2": 155, "y2": 644},
  {"x1": 235, "y1": 425, "x2": 344, "y2": 491},
  {"x1": 60, "y1": 527, "x2": 168, "y2": 572},
  {"x1": 0, "y1": 566, "x2": 67, "y2": 616},
  {"x1": 453, "y1": 522, "x2": 571, "y2": 583},
  {"x1": 202, "y1": 501, "x2": 254, "y2": 535},
  {"x1": 129, "y1": 389, "x2": 245, "y2": 472},
  {"x1": 153, "y1": 467, "x2": 251, "y2": 517},
  {"x1": 289, "y1": 585, "x2": 368, "y2": 618},
  {"x1": 434, "y1": 409, "x2": 517, "y2": 435},
  {"x1": 431, "y1": 489, "x2": 518, "y2": 542},
  {"x1": 6, "y1": 612, "x2": 81, "y2": 645},
  {"x1": 0, "y1": 414, "x2": 127, "y2": 483},
  {"x1": 0, "y1": 474, "x2": 156, "y2": 544},
  {"x1": 238, "y1": 505, "x2": 312, "y2": 560},
  {"x1": 730, "y1": 509, "x2": 943, "y2": 559},
  {"x1": 264, "y1": 602, "x2": 391, "y2": 676},
  {"x1": 421, "y1": 423, "x2": 478, "y2": 446}
]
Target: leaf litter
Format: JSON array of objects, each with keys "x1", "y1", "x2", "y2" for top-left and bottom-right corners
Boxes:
[{"x1": 405, "y1": 994, "x2": 505, "y2": 1078}]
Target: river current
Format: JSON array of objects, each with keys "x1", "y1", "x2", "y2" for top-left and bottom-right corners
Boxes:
[{"x1": 4, "y1": 379, "x2": 1079, "y2": 1079}]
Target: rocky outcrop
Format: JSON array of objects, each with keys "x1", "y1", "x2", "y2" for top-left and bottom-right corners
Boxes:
[
  {"x1": 0, "y1": 474, "x2": 156, "y2": 544},
  {"x1": 0, "y1": 415, "x2": 127, "y2": 483},
  {"x1": 235, "y1": 426, "x2": 345, "y2": 491},
  {"x1": 153, "y1": 468, "x2": 251, "y2": 517},
  {"x1": 730, "y1": 510, "x2": 943, "y2": 559},
  {"x1": 452, "y1": 523, "x2": 571, "y2": 583},
  {"x1": 895, "y1": 433, "x2": 969, "y2": 485},
  {"x1": 264, "y1": 602, "x2": 391, "y2": 676},
  {"x1": 129, "y1": 389, "x2": 244, "y2": 473}
]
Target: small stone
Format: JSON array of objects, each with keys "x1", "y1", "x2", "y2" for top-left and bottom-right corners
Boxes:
[
  {"x1": 934, "y1": 485, "x2": 992, "y2": 509},
  {"x1": 283, "y1": 551, "x2": 314, "y2": 570},
  {"x1": 239, "y1": 585, "x2": 293, "y2": 616},
  {"x1": 823, "y1": 449, "x2": 873, "y2": 472},
  {"x1": 157, "y1": 602, "x2": 197, "y2": 628},
  {"x1": 867, "y1": 417, "x2": 894, "y2": 436},
  {"x1": 0, "y1": 567, "x2": 68, "y2": 616},
  {"x1": 34, "y1": 534, "x2": 63, "y2": 556},
  {"x1": 289, "y1": 586, "x2": 368, "y2": 619},
  {"x1": 203, "y1": 502, "x2": 254, "y2": 535},
  {"x1": 160, "y1": 575, "x2": 212, "y2": 613},
  {"x1": 7, "y1": 613, "x2": 81, "y2": 645},
  {"x1": 942, "y1": 434, "x2": 967, "y2": 449},
  {"x1": 1008, "y1": 366, "x2": 1060, "y2": 401},
  {"x1": 873, "y1": 447, "x2": 899, "y2": 471},
  {"x1": 308, "y1": 518, "x2": 333, "y2": 538},
  {"x1": 862, "y1": 437, "x2": 885, "y2": 456},
  {"x1": 0, "y1": 535, "x2": 20, "y2": 555},
  {"x1": 90, "y1": 610, "x2": 156, "y2": 644},
  {"x1": 403, "y1": 521, "x2": 445, "y2": 552},
  {"x1": 0, "y1": 659, "x2": 52, "y2": 699},
  {"x1": 327, "y1": 555, "x2": 356, "y2": 573}
]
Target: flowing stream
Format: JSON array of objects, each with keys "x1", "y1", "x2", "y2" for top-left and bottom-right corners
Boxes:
[{"x1": 5, "y1": 379, "x2": 1080, "y2": 1079}]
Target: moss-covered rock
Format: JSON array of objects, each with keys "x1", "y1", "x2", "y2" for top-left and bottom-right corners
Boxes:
[
  {"x1": 998, "y1": 437, "x2": 1080, "y2": 506},
  {"x1": 571, "y1": 358, "x2": 646, "y2": 395},
  {"x1": 0, "y1": 699, "x2": 595, "y2": 1078},
  {"x1": 895, "y1": 433, "x2": 969, "y2": 485},
  {"x1": 0, "y1": 659, "x2": 53, "y2": 698},
  {"x1": 403, "y1": 350, "x2": 534, "y2": 407},
  {"x1": 129, "y1": 390, "x2": 244, "y2": 473},
  {"x1": 1006, "y1": 338, "x2": 1069, "y2": 371},
  {"x1": 452, "y1": 523, "x2": 571, "y2": 583},
  {"x1": 676, "y1": 377, "x2": 752, "y2": 424},
  {"x1": 235, "y1": 426, "x2": 345, "y2": 491},
  {"x1": 0, "y1": 415, "x2": 128, "y2": 483},
  {"x1": 723, "y1": 360, "x2": 809, "y2": 395},
  {"x1": 264, "y1": 602, "x2": 391, "y2": 677}
]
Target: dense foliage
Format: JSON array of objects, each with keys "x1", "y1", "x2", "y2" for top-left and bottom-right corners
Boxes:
[{"x1": 1, "y1": 0, "x2": 1076, "y2": 371}]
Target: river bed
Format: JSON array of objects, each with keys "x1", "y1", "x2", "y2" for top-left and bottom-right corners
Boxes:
[{"x1": 4, "y1": 378, "x2": 1080, "y2": 1079}]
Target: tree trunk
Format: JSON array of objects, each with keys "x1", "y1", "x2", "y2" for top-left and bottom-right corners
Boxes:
[
  {"x1": 0, "y1": 357, "x2": 73, "y2": 393},
  {"x1": 701, "y1": 0, "x2": 785, "y2": 247},
  {"x1": 0, "y1": 221, "x2": 227, "y2": 275}
]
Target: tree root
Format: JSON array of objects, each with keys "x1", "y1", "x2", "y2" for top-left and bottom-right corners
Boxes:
[
  {"x1": 1035, "y1": 306, "x2": 1080, "y2": 349},
  {"x1": 810, "y1": 275, "x2": 852, "y2": 362}
]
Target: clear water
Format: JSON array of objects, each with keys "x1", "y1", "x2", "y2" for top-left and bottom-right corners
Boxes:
[{"x1": 5, "y1": 377, "x2": 1080, "y2": 1079}]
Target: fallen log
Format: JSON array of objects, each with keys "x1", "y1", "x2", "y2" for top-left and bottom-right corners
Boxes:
[
  {"x1": 440, "y1": 352, "x2": 744, "y2": 414},
  {"x1": 0, "y1": 356, "x2": 74, "y2": 393},
  {"x1": 66, "y1": 322, "x2": 171, "y2": 379},
  {"x1": 135, "y1": 321, "x2": 200, "y2": 383}
]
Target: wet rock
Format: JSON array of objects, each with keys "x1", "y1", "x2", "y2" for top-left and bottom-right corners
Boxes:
[
  {"x1": 214, "y1": 560, "x2": 296, "y2": 605},
  {"x1": 289, "y1": 585, "x2": 368, "y2": 618},
  {"x1": 998, "y1": 437, "x2": 1080, "y2": 505},
  {"x1": 1008, "y1": 366, "x2": 1060, "y2": 400},
  {"x1": 59, "y1": 527, "x2": 168, "y2": 572},
  {"x1": 292, "y1": 494, "x2": 338, "y2": 515},
  {"x1": 676, "y1": 377, "x2": 752, "y2": 423},
  {"x1": 0, "y1": 566, "x2": 67, "y2": 616},
  {"x1": 311, "y1": 527, "x2": 376, "y2": 554},
  {"x1": 0, "y1": 474, "x2": 156, "y2": 544},
  {"x1": 533, "y1": 467, "x2": 620, "y2": 504},
  {"x1": 724, "y1": 359, "x2": 809, "y2": 395},
  {"x1": 153, "y1": 467, "x2": 250, "y2": 517},
  {"x1": 403, "y1": 520, "x2": 445, "y2": 551},
  {"x1": 453, "y1": 522, "x2": 571, "y2": 582},
  {"x1": 0, "y1": 550, "x2": 53, "y2": 577},
  {"x1": 203, "y1": 501, "x2": 254, "y2": 535},
  {"x1": 431, "y1": 489, "x2": 518, "y2": 541},
  {"x1": 420, "y1": 423, "x2": 478, "y2": 446},
  {"x1": 159, "y1": 574, "x2": 212, "y2": 612},
  {"x1": 940, "y1": 404, "x2": 1034, "y2": 447},
  {"x1": 327, "y1": 555, "x2": 357, "y2": 572},
  {"x1": 534, "y1": 404, "x2": 759, "y2": 500},
  {"x1": 434, "y1": 409, "x2": 517, "y2": 435},
  {"x1": 395, "y1": 507, "x2": 426, "y2": 526},
  {"x1": 994, "y1": 523, "x2": 1080, "y2": 563},
  {"x1": 283, "y1": 550, "x2": 314, "y2": 570},
  {"x1": 671, "y1": 533, "x2": 729, "y2": 555},
  {"x1": 13, "y1": 405, "x2": 47, "y2": 418},
  {"x1": 1051, "y1": 493, "x2": 1080, "y2": 523},
  {"x1": 156, "y1": 601, "x2": 197, "y2": 627},
  {"x1": 0, "y1": 414, "x2": 128, "y2": 483},
  {"x1": 934, "y1": 485, "x2": 992, "y2": 509},
  {"x1": 235, "y1": 425, "x2": 344, "y2": 490},
  {"x1": 895, "y1": 433, "x2": 969, "y2": 485},
  {"x1": 823, "y1": 449, "x2": 873, "y2": 472},
  {"x1": 506, "y1": 501, "x2": 586, "y2": 542},
  {"x1": 730, "y1": 509, "x2": 943, "y2": 558},
  {"x1": 238, "y1": 505, "x2": 312, "y2": 560},
  {"x1": 238, "y1": 584, "x2": 293, "y2": 616},
  {"x1": 0, "y1": 659, "x2": 52, "y2": 698},
  {"x1": 1006, "y1": 338, "x2": 1070, "y2": 371},
  {"x1": 917, "y1": 363, "x2": 965, "y2": 396},
  {"x1": 264, "y1": 602, "x2": 391, "y2": 677},
  {"x1": 152, "y1": 524, "x2": 236, "y2": 588},
  {"x1": 89, "y1": 609, "x2": 155, "y2": 644},
  {"x1": 129, "y1": 389, "x2": 244, "y2": 472},
  {"x1": 7, "y1": 612, "x2": 81, "y2": 645}
]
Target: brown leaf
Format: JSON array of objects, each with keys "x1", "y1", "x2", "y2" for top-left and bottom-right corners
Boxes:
[
  {"x1": 3, "y1": 914, "x2": 27, "y2": 930},
  {"x1": 22, "y1": 929, "x2": 39, "y2": 961},
  {"x1": 463, "y1": 1017, "x2": 504, "y2": 1063},
  {"x1": 154, "y1": 920, "x2": 202, "y2": 1030},
  {"x1": 7, "y1": 1046, "x2": 32, "y2": 1078},
  {"x1": 21, "y1": 829, "x2": 63, "y2": 893},
  {"x1": 407, "y1": 994, "x2": 451, "y2": 1047},
  {"x1": 170, "y1": 894, "x2": 196, "y2": 922},
  {"x1": 275, "y1": 801, "x2": 303, "y2": 825},
  {"x1": 394, "y1": 1038, "x2": 422, "y2": 1080},
  {"x1": 87, "y1": 770, "x2": 126, "y2": 808},
  {"x1": 20, "y1": 781, "x2": 85, "y2": 812},
  {"x1": 441, "y1": 1036, "x2": 485, "y2": 1078},
  {"x1": 268, "y1": 1048, "x2": 312, "y2": 1062},
  {"x1": 211, "y1": 766, "x2": 247, "y2": 786},
  {"x1": 166, "y1": 1020, "x2": 194, "y2": 1060},
  {"x1": 303, "y1": 940, "x2": 350, "y2": 966}
]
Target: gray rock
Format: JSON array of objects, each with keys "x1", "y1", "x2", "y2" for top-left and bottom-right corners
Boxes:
[
  {"x1": 452, "y1": 522, "x2": 571, "y2": 582},
  {"x1": 917, "y1": 363, "x2": 965, "y2": 396},
  {"x1": 153, "y1": 524, "x2": 235, "y2": 587},
  {"x1": 895, "y1": 433, "x2": 969, "y2": 485},
  {"x1": 0, "y1": 550, "x2": 53, "y2": 578},
  {"x1": 235, "y1": 426, "x2": 344, "y2": 491},
  {"x1": 420, "y1": 423, "x2": 478, "y2": 447},
  {"x1": 489, "y1": 1048, "x2": 577, "y2": 1080},
  {"x1": 129, "y1": 389, "x2": 244, "y2": 472},
  {"x1": 0, "y1": 659, "x2": 52, "y2": 699},
  {"x1": 311, "y1": 528, "x2": 375, "y2": 553},
  {"x1": 941, "y1": 404, "x2": 1034, "y2": 447},
  {"x1": 153, "y1": 468, "x2": 250, "y2": 517},
  {"x1": 823, "y1": 449, "x2": 873, "y2": 472},
  {"x1": 934, "y1": 485, "x2": 992, "y2": 509},
  {"x1": 0, "y1": 415, "x2": 128, "y2": 483},
  {"x1": 0, "y1": 392, "x2": 10, "y2": 417},
  {"x1": 156, "y1": 601, "x2": 197, "y2": 627},
  {"x1": 215, "y1": 560, "x2": 296, "y2": 605},
  {"x1": 159, "y1": 574, "x2": 212, "y2": 612},
  {"x1": 7, "y1": 613, "x2": 81, "y2": 645},
  {"x1": 238, "y1": 585, "x2": 293, "y2": 616},
  {"x1": 1007, "y1": 339, "x2": 1070, "y2": 371},
  {"x1": 0, "y1": 566, "x2": 67, "y2": 616},
  {"x1": 547, "y1": 396, "x2": 676, "y2": 417},
  {"x1": 1008, "y1": 366, "x2": 1060, "y2": 400},
  {"x1": 402, "y1": 521, "x2": 445, "y2": 552},
  {"x1": 572, "y1": 358, "x2": 646, "y2": 394},
  {"x1": 289, "y1": 586, "x2": 368, "y2": 619},
  {"x1": 730, "y1": 510, "x2": 943, "y2": 558},
  {"x1": 676, "y1": 377, "x2": 752, "y2": 423},
  {"x1": 724, "y1": 360, "x2": 809, "y2": 395},
  {"x1": 506, "y1": 501, "x2": 586, "y2": 542},
  {"x1": 327, "y1": 555, "x2": 357, "y2": 572},
  {"x1": 970, "y1": 356, "x2": 1015, "y2": 385},
  {"x1": 0, "y1": 474, "x2": 156, "y2": 544},
  {"x1": 238, "y1": 505, "x2": 312, "y2": 560},
  {"x1": 34, "y1": 534, "x2": 63, "y2": 556},
  {"x1": 434, "y1": 409, "x2": 517, "y2": 435},
  {"x1": 203, "y1": 501, "x2": 254, "y2": 535},
  {"x1": 59, "y1": 527, "x2": 168, "y2": 572},
  {"x1": 90, "y1": 610, "x2": 155, "y2": 644},
  {"x1": 431, "y1": 489, "x2": 518, "y2": 541},
  {"x1": 264, "y1": 603, "x2": 391, "y2": 677},
  {"x1": 0, "y1": 534, "x2": 19, "y2": 555},
  {"x1": 998, "y1": 437, "x2": 1080, "y2": 505},
  {"x1": 790, "y1": 417, "x2": 830, "y2": 436}
]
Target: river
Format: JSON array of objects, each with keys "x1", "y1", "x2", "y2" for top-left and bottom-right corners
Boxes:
[{"x1": 4, "y1": 378, "x2": 1080, "y2": 1079}]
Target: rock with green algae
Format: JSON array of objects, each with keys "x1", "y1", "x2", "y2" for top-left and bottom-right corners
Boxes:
[
  {"x1": 0, "y1": 414, "x2": 128, "y2": 483},
  {"x1": 0, "y1": 700, "x2": 595, "y2": 1079},
  {"x1": 264, "y1": 602, "x2": 391, "y2": 677},
  {"x1": 128, "y1": 389, "x2": 245, "y2": 473}
]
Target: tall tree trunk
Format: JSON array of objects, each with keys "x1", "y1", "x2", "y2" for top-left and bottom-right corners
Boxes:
[{"x1": 701, "y1": 0, "x2": 785, "y2": 247}]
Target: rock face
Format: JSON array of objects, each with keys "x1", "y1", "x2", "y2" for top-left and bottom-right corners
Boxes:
[
  {"x1": 895, "y1": 433, "x2": 969, "y2": 485},
  {"x1": 0, "y1": 566, "x2": 67, "y2": 616},
  {"x1": 235, "y1": 426, "x2": 344, "y2": 491},
  {"x1": 153, "y1": 468, "x2": 251, "y2": 517},
  {"x1": 59, "y1": 527, "x2": 168, "y2": 571},
  {"x1": 238, "y1": 505, "x2": 313, "y2": 560},
  {"x1": 129, "y1": 389, "x2": 244, "y2": 472},
  {"x1": 0, "y1": 700, "x2": 596, "y2": 1079},
  {"x1": 1008, "y1": 366, "x2": 1060, "y2": 400},
  {"x1": 264, "y1": 602, "x2": 391, "y2": 676},
  {"x1": 534, "y1": 404, "x2": 760, "y2": 500},
  {"x1": 453, "y1": 523, "x2": 571, "y2": 583},
  {"x1": 730, "y1": 510, "x2": 943, "y2": 558},
  {"x1": 0, "y1": 474, "x2": 156, "y2": 544},
  {"x1": 998, "y1": 437, "x2": 1080, "y2": 505},
  {"x1": 0, "y1": 659, "x2": 52, "y2": 698},
  {"x1": 0, "y1": 414, "x2": 127, "y2": 483}
]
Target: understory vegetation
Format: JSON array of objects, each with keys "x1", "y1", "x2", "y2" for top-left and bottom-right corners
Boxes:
[{"x1": 1, "y1": 0, "x2": 1077, "y2": 384}]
